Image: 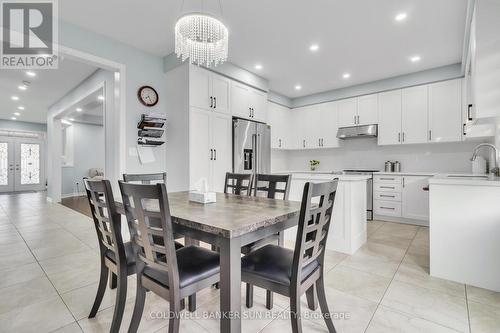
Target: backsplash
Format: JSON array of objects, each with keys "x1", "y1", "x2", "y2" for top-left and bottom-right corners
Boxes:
[{"x1": 272, "y1": 139, "x2": 489, "y2": 173}]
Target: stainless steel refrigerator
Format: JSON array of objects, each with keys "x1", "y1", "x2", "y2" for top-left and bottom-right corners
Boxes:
[{"x1": 233, "y1": 118, "x2": 271, "y2": 176}]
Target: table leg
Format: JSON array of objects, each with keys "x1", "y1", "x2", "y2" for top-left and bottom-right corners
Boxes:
[{"x1": 219, "y1": 237, "x2": 242, "y2": 333}]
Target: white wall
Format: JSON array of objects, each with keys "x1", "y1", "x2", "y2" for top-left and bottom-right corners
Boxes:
[
  {"x1": 61, "y1": 122, "x2": 105, "y2": 196},
  {"x1": 277, "y1": 139, "x2": 482, "y2": 173},
  {"x1": 0, "y1": 120, "x2": 47, "y2": 132}
]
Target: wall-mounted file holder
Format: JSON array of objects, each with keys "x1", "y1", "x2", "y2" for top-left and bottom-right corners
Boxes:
[{"x1": 137, "y1": 113, "x2": 166, "y2": 146}]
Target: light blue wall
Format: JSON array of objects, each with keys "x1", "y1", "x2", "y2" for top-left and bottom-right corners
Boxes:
[{"x1": 0, "y1": 120, "x2": 46, "y2": 132}]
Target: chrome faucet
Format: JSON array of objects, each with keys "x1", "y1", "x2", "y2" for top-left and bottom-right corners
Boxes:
[{"x1": 470, "y1": 143, "x2": 500, "y2": 176}]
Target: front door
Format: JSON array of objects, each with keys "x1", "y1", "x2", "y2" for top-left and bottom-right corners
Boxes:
[{"x1": 0, "y1": 137, "x2": 44, "y2": 193}]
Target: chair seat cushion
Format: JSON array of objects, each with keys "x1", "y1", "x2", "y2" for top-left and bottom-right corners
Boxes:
[
  {"x1": 142, "y1": 245, "x2": 220, "y2": 289},
  {"x1": 241, "y1": 244, "x2": 319, "y2": 286},
  {"x1": 105, "y1": 241, "x2": 183, "y2": 266}
]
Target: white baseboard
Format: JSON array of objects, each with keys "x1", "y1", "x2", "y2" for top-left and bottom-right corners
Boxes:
[{"x1": 61, "y1": 192, "x2": 86, "y2": 199}]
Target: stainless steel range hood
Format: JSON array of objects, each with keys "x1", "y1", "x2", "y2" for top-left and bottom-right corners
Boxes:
[{"x1": 336, "y1": 124, "x2": 378, "y2": 139}]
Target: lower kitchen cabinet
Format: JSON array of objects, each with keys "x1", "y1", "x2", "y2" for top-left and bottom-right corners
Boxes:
[
  {"x1": 189, "y1": 107, "x2": 232, "y2": 192},
  {"x1": 373, "y1": 174, "x2": 430, "y2": 226}
]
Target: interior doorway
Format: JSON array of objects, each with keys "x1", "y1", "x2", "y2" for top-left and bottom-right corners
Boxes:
[{"x1": 0, "y1": 132, "x2": 46, "y2": 193}]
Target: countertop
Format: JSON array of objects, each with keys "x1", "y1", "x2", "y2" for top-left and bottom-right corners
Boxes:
[
  {"x1": 374, "y1": 171, "x2": 437, "y2": 176},
  {"x1": 429, "y1": 173, "x2": 500, "y2": 187},
  {"x1": 272, "y1": 171, "x2": 370, "y2": 181}
]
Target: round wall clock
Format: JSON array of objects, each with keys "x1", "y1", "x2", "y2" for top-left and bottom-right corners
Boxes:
[{"x1": 138, "y1": 85, "x2": 159, "y2": 107}]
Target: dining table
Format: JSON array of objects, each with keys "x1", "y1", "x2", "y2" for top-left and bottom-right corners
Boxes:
[{"x1": 115, "y1": 191, "x2": 302, "y2": 333}]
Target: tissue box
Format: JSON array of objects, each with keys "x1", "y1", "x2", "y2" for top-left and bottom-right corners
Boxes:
[{"x1": 189, "y1": 191, "x2": 216, "y2": 204}]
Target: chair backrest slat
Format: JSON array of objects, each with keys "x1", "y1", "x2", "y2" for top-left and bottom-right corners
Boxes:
[
  {"x1": 224, "y1": 172, "x2": 253, "y2": 196},
  {"x1": 84, "y1": 179, "x2": 126, "y2": 267},
  {"x1": 123, "y1": 172, "x2": 167, "y2": 185},
  {"x1": 291, "y1": 180, "x2": 338, "y2": 284},
  {"x1": 253, "y1": 174, "x2": 291, "y2": 200},
  {"x1": 118, "y1": 181, "x2": 180, "y2": 291}
]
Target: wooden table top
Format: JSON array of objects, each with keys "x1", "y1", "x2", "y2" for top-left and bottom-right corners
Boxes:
[{"x1": 117, "y1": 191, "x2": 302, "y2": 239}]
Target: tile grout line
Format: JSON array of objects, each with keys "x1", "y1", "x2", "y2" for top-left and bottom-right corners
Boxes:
[
  {"x1": 465, "y1": 285, "x2": 472, "y2": 333},
  {"x1": 7, "y1": 202, "x2": 84, "y2": 332},
  {"x1": 362, "y1": 224, "x2": 419, "y2": 333}
]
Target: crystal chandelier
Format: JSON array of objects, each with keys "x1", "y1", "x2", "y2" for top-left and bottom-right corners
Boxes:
[{"x1": 175, "y1": 13, "x2": 229, "y2": 67}]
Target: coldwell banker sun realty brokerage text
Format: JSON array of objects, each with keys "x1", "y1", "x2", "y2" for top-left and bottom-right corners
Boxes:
[{"x1": 1, "y1": 0, "x2": 58, "y2": 69}]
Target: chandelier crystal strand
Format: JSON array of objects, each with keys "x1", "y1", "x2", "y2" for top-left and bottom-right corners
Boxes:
[{"x1": 175, "y1": 14, "x2": 228, "y2": 67}]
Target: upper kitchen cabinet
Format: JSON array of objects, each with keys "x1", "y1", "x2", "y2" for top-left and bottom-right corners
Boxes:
[
  {"x1": 231, "y1": 81, "x2": 268, "y2": 122},
  {"x1": 357, "y1": 94, "x2": 379, "y2": 125},
  {"x1": 428, "y1": 79, "x2": 462, "y2": 143},
  {"x1": 189, "y1": 65, "x2": 230, "y2": 114},
  {"x1": 378, "y1": 90, "x2": 402, "y2": 145},
  {"x1": 401, "y1": 85, "x2": 428, "y2": 144},
  {"x1": 338, "y1": 97, "x2": 358, "y2": 127},
  {"x1": 470, "y1": 0, "x2": 500, "y2": 119},
  {"x1": 268, "y1": 102, "x2": 290, "y2": 149},
  {"x1": 319, "y1": 101, "x2": 341, "y2": 148}
]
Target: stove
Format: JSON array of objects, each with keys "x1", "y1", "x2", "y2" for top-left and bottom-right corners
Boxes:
[{"x1": 342, "y1": 169, "x2": 379, "y2": 220}]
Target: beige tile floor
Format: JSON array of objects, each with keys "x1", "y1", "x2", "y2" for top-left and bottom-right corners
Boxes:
[{"x1": 0, "y1": 192, "x2": 499, "y2": 333}]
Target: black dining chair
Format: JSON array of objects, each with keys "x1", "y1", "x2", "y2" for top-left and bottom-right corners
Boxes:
[
  {"x1": 243, "y1": 174, "x2": 291, "y2": 309},
  {"x1": 118, "y1": 181, "x2": 220, "y2": 333},
  {"x1": 122, "y1": 172, "x2": 198, "y2": 311},
  {"x1": 123, "y1": 172, "x2": 167, "y2": 184},
  {"x1": 224, "y1": 172, "x2": 253, "y2": 196},
  {"x1": 241, "y1": 180, "x2": 339, "y2": 333},
  {"x1": 84, "y1": 179, "x2": 135, "y2": 333}
]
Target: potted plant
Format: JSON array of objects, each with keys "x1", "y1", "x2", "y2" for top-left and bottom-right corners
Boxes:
[{"x1": 310, "y1": 160, "x2": 320, "y2": 171}]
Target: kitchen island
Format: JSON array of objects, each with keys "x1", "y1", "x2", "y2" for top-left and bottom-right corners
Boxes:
[
  {"x1": 429, "y1": 174, "x2": 500, "y2": 292},
  {"x1": 274, "y1": 171, "x2": 369, "y2": 255}
]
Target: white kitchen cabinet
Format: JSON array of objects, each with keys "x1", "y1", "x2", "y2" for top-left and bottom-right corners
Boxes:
[
  {"x1": 304, "y1": 105, "x2": 321, "y2": 149},
  {"x1": 338, "y1": 98, "x2": 358, "y2": 128},
  {"x1": 231, "y1": 81, "x2": 268, "y2": 122},
  {"x1": 189, "y1": 107, "x2": 231, "y2": 191},
  {"x1": 319, "y1": 101, "x2": 341, "y2": 148},
  {"x1": 189, "y1": 65, "x2": 230, "y2": 114},
  {"x1": 357, "y1": 94, "x2": 378, "y2": 125},
  {"x1": 268, "y1": 102, "x2": 290, "y2": 149},
  {"x1": 402, "y1": 85, "x2": 429, "y2": 144},
  {"x1": 402, "y1": 176, "x2": 429, "y2": 222},
  {"x1": 378, "y1": 90, "x2": 402, "y2": 145},
  {"x1": 428, "y1": 79, "x2": 462, "y2": 143}
]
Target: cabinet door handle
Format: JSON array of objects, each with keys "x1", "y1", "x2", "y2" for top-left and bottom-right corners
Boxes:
[
  {"x1": 428, "y1": 130, "x2": 432, "y2": 141},
  {"x1": 210, "y1": 96, "x2": 213, "y2": 108},
  {"x1": 249, "y1": 108, "x2": 252, "y2": 117},
  {"x1": 380, "y1": 186, "x2": 395, "y2": 189},
  {"x1": 210, "y1": 149, "x2": 213, "y2": 160},
  {"x1": 398, "y1": 133, "x2": 401, "y2": 143},
  {"x1": 353, "y1": 115, "x2": 357, "y2": 125},
  {"x1": 303, "y1": 139, "x2": 306, "y2": 148},
  {"x1": 279, "y1": 139, "x2": 282, "y2": 148},
  {"x1": 380, "y1": 178, "x2": 395, "y2": 181},
  {"x1": 318, "y1": 138, "x2": 321, "y2": 147},
  {"x1": 380, "y1": 194, "x2": 395, "y2": 198},
  {"x1": 357, "y1": 115, "x2": 360, "y2": 124},
  {"x1": 402, "y1": 177, "x2": 405, "y2": 188},
  {"x1": 214, "y1": 149, "x2": 217, "y2": 160},
  {"x1": 468, "y1": 104, "x2": 473, "y2": 121},
  {"x1": 321, "y1": 138, "x2": 324, "y2": 146},
  {"x1": 214, "y1": 97, "x2": 217, "y2": 109},
  {"x1": 463, "y1": 123, "x2": 466, "y2": 136},
  {"x1": 402, "y1": 132, "x2": 405, "y2": 142},
  {"x1": 380, "y1": 206, "x2": 396, "y2": 210},
  {"x1": 252, "y1": 108, "x2": 255, "y2": 117}
]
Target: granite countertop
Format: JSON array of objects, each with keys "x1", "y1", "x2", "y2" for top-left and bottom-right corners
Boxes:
[
  {"x1": 429, "y1": 173, "x2": 500, "y2": 187},
  {"x1": 272, "y1": 171, "x2": 370, "y2": 181}
]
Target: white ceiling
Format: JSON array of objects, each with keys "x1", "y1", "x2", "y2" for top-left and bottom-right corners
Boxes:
[
  {"x1": 59, "y1": 0, "x2": 467, "y2": 98},
  {"x1": 60, "y1": 89, "x2": 104, "y2": 126},
  {"x1": 0, "y1": 58, "x2": 98, "y2": 123}
]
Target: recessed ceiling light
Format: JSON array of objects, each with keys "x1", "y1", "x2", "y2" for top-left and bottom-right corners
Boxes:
[
  {"x1": 309, "y1": 44, "x2": 319, "y2": 52},
  {"x1": 254, "y1": 64, "x2": 262, "y2": 70},
  {"x1": 343, "y1": 73, "x2": 351, "y2": 79},
  {"x1": 410, "y1": 55, "x2": 421, "y2": 62},
  {"x1": 11, "y1": 96, "x2": 19, "y2": 101},
  {"x1": 395, "y1": 12, "x2": 407, "y2": 22},
  {"x1": 13, "y1": 112, "x2": 20, "y2": 116},
  {"x1": 61, "y1": 119, "x2": 72, "y2": 125},
  {"x1": 76, "y1": 108, "x2": 82, "y2": 112},
  {"x1": 25, "y1": 71, "x2": 36, "y2": 77},
  {"x1": 10, "y1": 117, "x2": 16, "y2": 120},
  {"x1": 69, "y1": 118, "x2": 75, "y2": 121},
  {"x1": 295, "y1": 85, "x2": 302, "y2": 90},
  {"x1": 17, "y1": 106, "x2": 25, "y2": 110},
  {"x1": 18, "y1": 85, "x2": 27, "y2": 91},
  {"x1": 97, "y1": 95, "x2": 104, "y2": 101}
]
